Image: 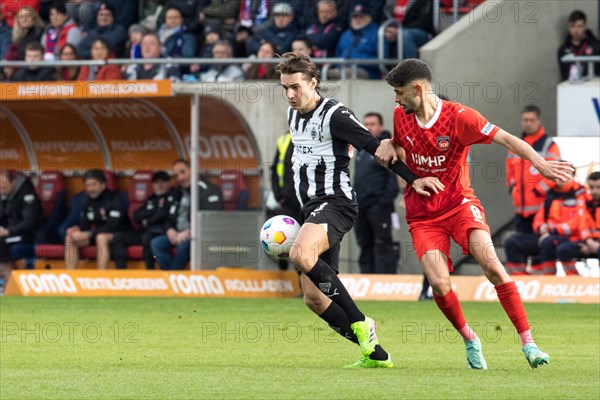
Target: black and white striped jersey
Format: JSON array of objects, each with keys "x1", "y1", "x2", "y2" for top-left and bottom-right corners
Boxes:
[{"x1": 287, "y1": 97, "x2": 376, "y2": 207}]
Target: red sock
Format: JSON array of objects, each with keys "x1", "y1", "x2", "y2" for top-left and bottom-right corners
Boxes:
[
  {"x1": 495, "y1": 281, "x2": 530, "y2": 334},
  {"x1": 433, "y1": 290, "x2": 467, "y2": 331}
]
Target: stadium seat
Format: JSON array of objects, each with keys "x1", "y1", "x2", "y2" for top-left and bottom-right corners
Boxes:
[
  {"x1": 103, "y1": 170, "x2": 117, "y2": 190},
  {"x1": 36, "y1": 170, "x2": 67, "y2": 243},
  {"x1": 218, "y1": 170, "x2": 249, "y2": 211},
  {"x1": 124, "y1": 170, "x2": 155, "y2": 260}
]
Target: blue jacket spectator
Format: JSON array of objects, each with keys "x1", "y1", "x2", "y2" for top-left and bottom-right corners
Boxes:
[
  {"x1": 305, "y1": 0, "x2": 343, "y2": 57},
  {"x1": 247, "y1": 2, "x2": 300, "y2": 55},
  {"x1": 159, "y1": 6, "x2": 197, "y2": 58},
  {"x1": 335, "y1": 4, "x2": 384, "y2": 79},
  {"x1": 166, "y1": 0, "x2": 211, "y2": 34},
  {"x1": 77, "y1": 3, "x2": 127, "y2": 59}
]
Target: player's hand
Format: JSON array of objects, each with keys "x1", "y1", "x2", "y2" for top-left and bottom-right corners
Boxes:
[
  {"x1": 534, "y1": 160, "x2": 575, "y2": 184},
  {"x1": 411, "y1": 177, "x2": 445, "y2": 196},
  {"x1": 375, "y1": 139, "x2": 397, "y2": 168}
]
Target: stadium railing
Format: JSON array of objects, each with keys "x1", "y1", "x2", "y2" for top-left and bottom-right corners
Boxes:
[
  {"x1": 0, "y1": 58, "x2": 403, "y2": 81},
  {"x1": 560, "y1": 54, "x2": 600, "y2": 82}
]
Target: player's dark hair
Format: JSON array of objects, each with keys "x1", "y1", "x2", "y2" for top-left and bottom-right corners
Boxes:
[
  {"x1": 276, "y1": 52, "x2": 321, "y2": 89},
  {"x1": 83, "y1": 169, "x2": 106, "y2": 183},
  {"x1": 385, "y1": 58, "x2": 432, "y2": 87},
  {"x1": 172, "y1": 158, "x2": 190, "y2": 167},
  {"x1": 568, "y1": 10, "x2": 586, "y2": 24},
  {"x1": 364, "y1": 112, "x2": 383, "y2": 125},
  {"x1": 522, "y1": 105, "x2": 541, "y2": 117},
  {"x1": 588, "y1": 171, "x2": 600, "y2": 181}
]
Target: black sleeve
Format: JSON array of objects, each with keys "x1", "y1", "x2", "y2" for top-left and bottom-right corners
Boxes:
[
  {"x1": 133, "y1": 200, "x2": 152, "y2": 224},
  {"x1": 9, "y1": 193, "x2": 43, "y2": 236},
  {"x1": 79, "y1": 198, "x2": 91, "y2": 231},
  {"x1": 330, "y1": 107, "x2": 419, "y2": 184}
]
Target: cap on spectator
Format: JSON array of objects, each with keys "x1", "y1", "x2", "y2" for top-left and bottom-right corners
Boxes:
[
  {"x1": 152, "y1": 170, "x2": 171, "y2": 182},
  {"x1": 128, "y1": 23, "x2": 147, "y2": 35},
  {"x1": 273, "y1": 3, "x2": 294, "y2": 15},
  {"x1": 204, "y1": 20, "x2": 223, "y2": 35},
  {"x1": 98, "y1": 2, "x2": 116, "y2": 16},
  {"x1": 351, "y1": 4, "x2": 370, "y2": 17}
]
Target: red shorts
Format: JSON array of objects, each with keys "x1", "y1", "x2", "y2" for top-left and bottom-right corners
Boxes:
[{"x1": 408, "y1": 199, "x2": 491, "y2": 272}]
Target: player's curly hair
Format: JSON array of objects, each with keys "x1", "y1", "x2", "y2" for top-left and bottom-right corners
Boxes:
[
  {"x1": 385, "y1": 58, "x2": 432, "y2": 87},
  {"x1": 276, "y1": 52, "x2": 321, "y2": 89}
]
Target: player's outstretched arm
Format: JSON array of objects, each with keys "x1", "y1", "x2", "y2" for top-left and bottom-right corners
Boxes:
[
  {"x1": 492, "y1": 130, "x2": 574, "y2": 183},
  {"x1": 375, "y1": 139, "x2": 398, "y2": 168}
]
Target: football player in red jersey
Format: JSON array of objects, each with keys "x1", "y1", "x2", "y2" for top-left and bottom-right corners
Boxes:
[{"x1": 375, "y1": 59, "x2": 574, "y2": 369}]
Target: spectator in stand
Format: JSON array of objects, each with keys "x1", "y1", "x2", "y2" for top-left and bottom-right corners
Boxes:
[
  {"x1": 203, "y1": 0, "x2": 240, "y2": 35},
  {"x1": 77, "y1": 37, "x2": 121, "y2": 80},
  {"x1": 245, "y1": 41, "x2": 279, "y2": 80},
  {"x1": 127, "y1": 170, "x2": 180, "y2": 270},
  {"x1": 158, "y1": 6, "x2": 197, "y2": 59},
  {"x1": 41, "y1": 1, "x2": 81, "y2": 60},
  {"x1": 0, "y1": 0, "x2": 40, "y2": 27},
  {"x1": 557, "y1": 10, "x2": 600, "y2": 81},
  {"x1": 0, "y1": 170, "x2": 44, "y2": 280},
  {"x1": 13, "y1": 41, "x2": 56, "y2": 81},
  {"x1": 505, "y1": 106, "x2": 561, "y2": 234},
  {"x1": 353, "y1": 112, "x2": 399, "y2": 274},
  {"x1": 150, "y1": 159, "x2": 224, "y2": 270},
  {"x1": 0, "y1": 10, "x2": 11, "y2": 60},
  {"x1": 74, "y1": 0, "x2": 139, "y2": 32},
  {"x1": 305, "y1": 0, "x2": 342, "y2": 57},
  {"x1": 557, "y1": 172, "x2": 600, "y2": 274},
  {"x1": 291, "y1": 37, "x2": 312, "y2": 55},
  {"x1": 247, "y1": 2, "x2": 299, "y2": 55},
  {"x1": 390, "y1": 0, "x2": 435, "y2": 59},
  {"x1": 232, "y1": 24, "x2": 252, "y2": 58},
  {"x1": 125, "y1": 33, "x2": 181, "y2": 80},
  {"x1": 332, "y1": 4, "x2": 381, "y2": 79},
  {"x1": 301, "y1": 0, "x2": 349, "y2": 30},
  {"x1": 55, "y1": 43, "x2": 79, "y2": 80},
  {"x1": 64, "y1": 169, "x2": 133, "y2": 270},
  {"x1": 505, "y1": 166, "x2": 585, "y2": 275},
  {"x1": 199, "y1": 40, "x2": 243, "y2": 82},
  {"x1": 77, "y1": 2, "x2": 127, "y2": 59},
  {"x1": 189, "y1": 21, "x2": 222, "y2": 75},
  {"x1": 4, "y1": 6, "x2": 44, "y2": 61},
  {"x1": 126, "y1": 23, "x2": 145, "y2": 60},
  {"x1": 164, "y1": 0, "x2": 210, "y2": 34}
]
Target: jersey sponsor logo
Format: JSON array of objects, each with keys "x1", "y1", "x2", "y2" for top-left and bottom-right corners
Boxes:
[
  {"x1": 23, "y1": 194, "x2": 35, "y2": 203},
  {"x1": 296, "y1": 145, "x2": 314, "y2": 154},
  {"x1": 480, "y1": 122, "x2": 495, "y2": 135},
  {"x1": 437, "y1": 136, "x2": 450, "y2": 151},
  {"x1": 411, "y1": 153, "x2": 446, "y2": 167},
  {"x1": 109, "y1": 210, "x2": 121, "y2": 218}
]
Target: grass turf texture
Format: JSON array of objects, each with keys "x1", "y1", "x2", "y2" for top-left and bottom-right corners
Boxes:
[{"x1": 1, "y1": 297, "x2": 598, "y2": 400}]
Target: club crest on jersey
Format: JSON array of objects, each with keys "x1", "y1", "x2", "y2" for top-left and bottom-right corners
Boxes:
[{"x1": 437, "y1": 136, "x2": 450, "y2": 151}]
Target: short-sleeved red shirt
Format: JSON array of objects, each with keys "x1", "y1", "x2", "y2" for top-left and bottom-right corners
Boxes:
[{"x1": 393, "y1": 98, "x2": 500, "y2": 223}]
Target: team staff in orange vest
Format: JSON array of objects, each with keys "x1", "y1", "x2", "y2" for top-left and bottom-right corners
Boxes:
[
  {"x1": 557, "y1": 171, "x2": 600, "y2": 274},
  {"x1": 506, "y1": 105, "x2": 561, "y2": 234},
  {"x1": 505, "y1": 166, "x2": 585, "y2": 275}
]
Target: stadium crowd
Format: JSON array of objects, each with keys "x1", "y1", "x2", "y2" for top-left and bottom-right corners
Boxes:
[{"x1": 0, "y1": 0, "x2": 452, "y2": 82}]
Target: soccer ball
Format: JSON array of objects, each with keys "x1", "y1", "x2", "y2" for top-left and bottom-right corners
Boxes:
[{"x1": 260, "y1": 215, "x2": 300, "y2": 259}]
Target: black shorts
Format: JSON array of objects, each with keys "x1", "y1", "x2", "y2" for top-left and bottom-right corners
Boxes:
[{"x1": 300, "y1": 195, "x2": 358, "y2": 271}]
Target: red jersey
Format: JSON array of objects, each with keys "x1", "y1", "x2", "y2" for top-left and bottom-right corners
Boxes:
[{"x1": 393, "y1": 99, "x2": 500, "y2": 223}]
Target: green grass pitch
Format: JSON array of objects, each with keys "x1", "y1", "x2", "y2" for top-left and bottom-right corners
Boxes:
[{"x1": 1, "y1": 297, "x2": 598, "y2": 399}]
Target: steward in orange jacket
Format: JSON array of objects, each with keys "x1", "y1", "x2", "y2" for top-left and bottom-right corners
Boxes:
[
  {"x1": 506, "y1": 107, "x2": 560, "y2": 234},
  {"x1": 505, "y1": 177, "x2": 585, "y2": 275},
  {"x1": 557, "y1": 171, "x2": 600, "y2": 274}
]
